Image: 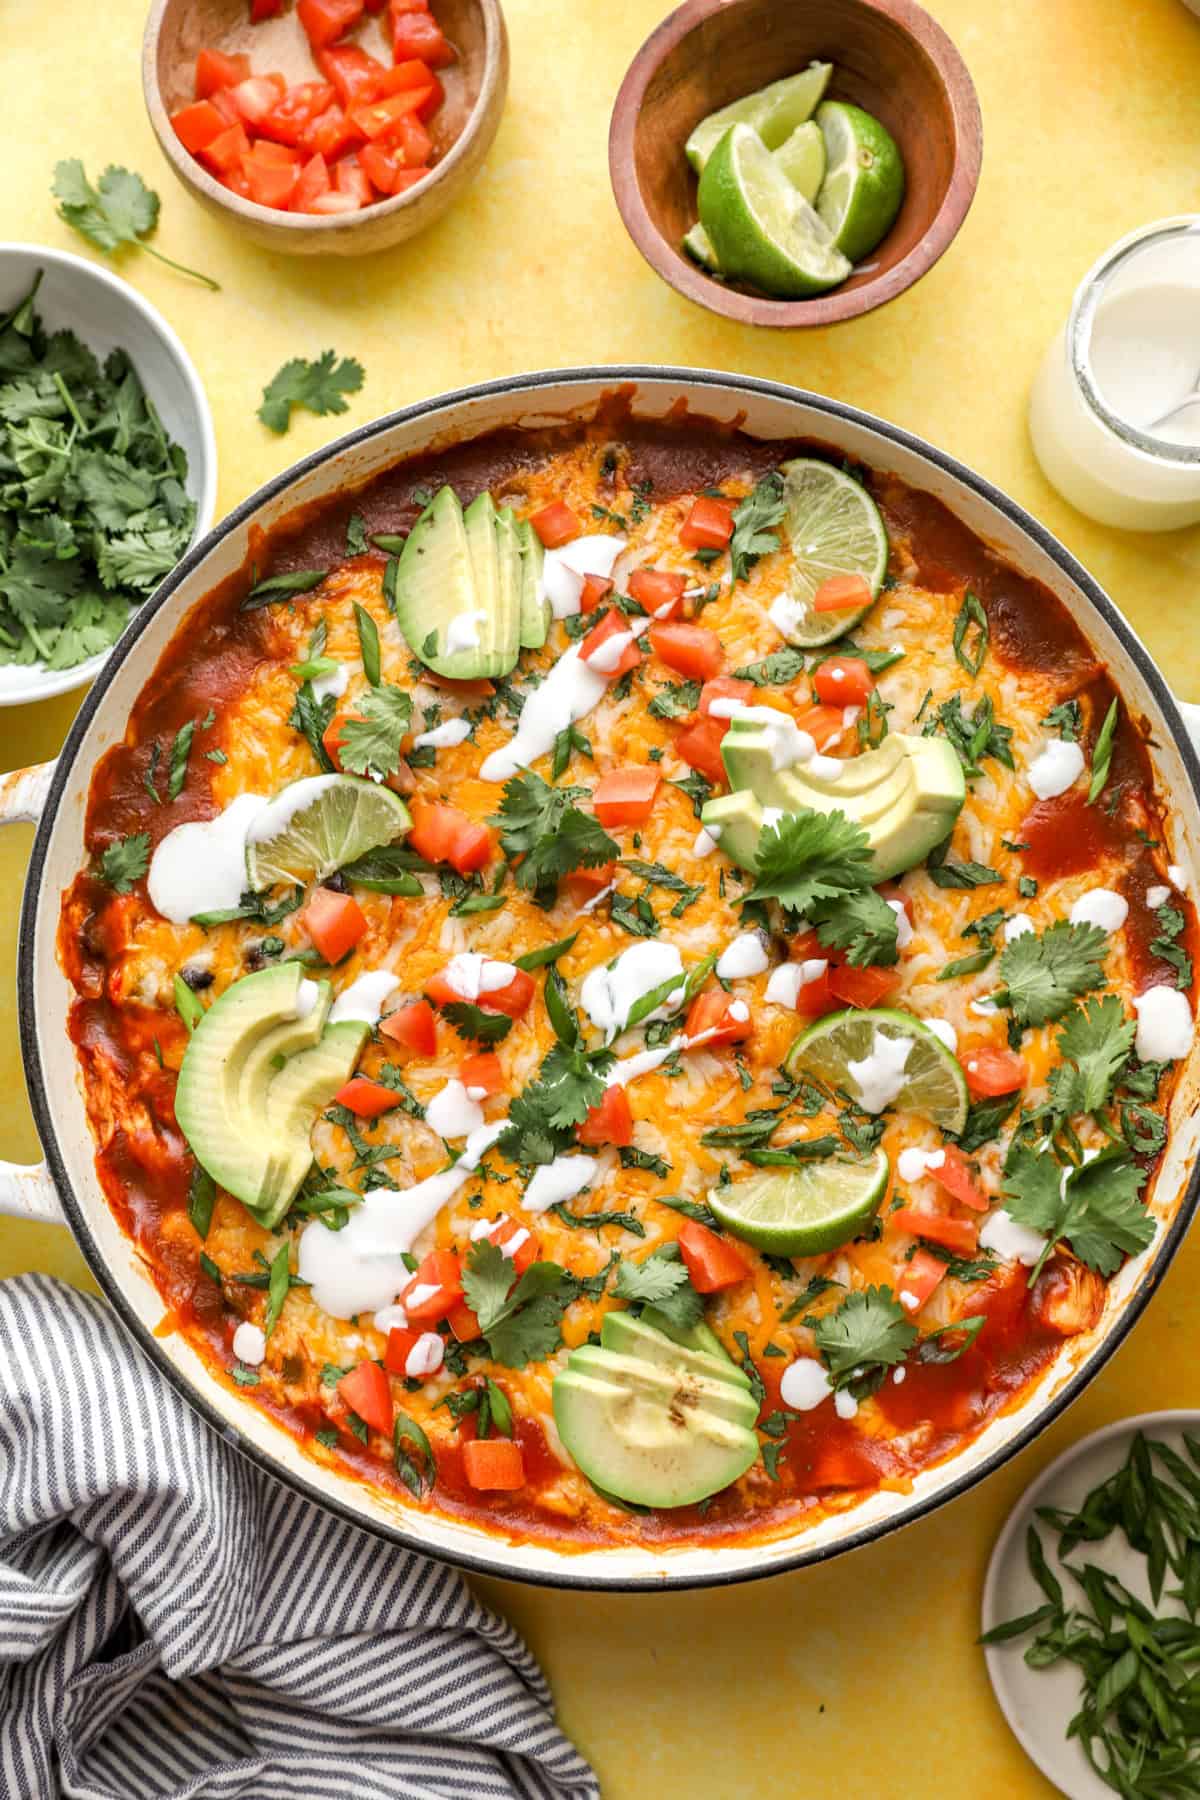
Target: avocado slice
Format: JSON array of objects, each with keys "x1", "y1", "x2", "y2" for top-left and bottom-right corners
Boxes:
[
  {"x1": 703, "y1": 727, "x2": 965, "y2": 882},
  {"x1": 553, "y1": 1365, "x2": 759, "y2": 1509},
  {"x1": 392, "y1": 486, "x2": 520, "y2": 681},
  {"x1": 253, "y1": 1018, "x2": 369, "y2": 1228},
  {"x1": 568, "y1": 1345, "x2": 760, "y2": 1430},
  {"x1": 495, "y1": 507, "x2": 524, "y2": 660},
  {"x1": 602, "y1": 1311, "x2": 751, "y2": 1390},
  {"x1": 175, "y1": 965, "x2": 370, "y2": 1229},
  {"x1": 514, "y1": 514, "x2": 549, "y2": 649}
]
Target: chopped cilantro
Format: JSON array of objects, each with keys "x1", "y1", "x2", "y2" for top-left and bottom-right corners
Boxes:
[
  {"x1": 729, "y1": 472, "x2": 786, "y2": 583},
  {"x1": 335, "y1": 685, "x2": 412, "y2": 780},
  {"x1": 97, "y1": 832, "x2": 150, "y2": 893}
]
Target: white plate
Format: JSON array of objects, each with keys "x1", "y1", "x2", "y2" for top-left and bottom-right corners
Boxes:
[
  {"x1": 982, "y1": 1409, "x2": 1200, "y2": 1797},
  {"x1": 0, "y1": 243, "x2": 217, "y2": 707}
]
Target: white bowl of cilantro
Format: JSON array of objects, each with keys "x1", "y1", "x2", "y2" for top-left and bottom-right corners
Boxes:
[{"x1": 0, "y1": 243, "x2": 216, "y2": 706}]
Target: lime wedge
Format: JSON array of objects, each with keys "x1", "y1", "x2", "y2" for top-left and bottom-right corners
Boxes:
[
  {"x1": 708, "y1": 1150, "x2": 889, "y2": 1255},
  {"x1": 245, "y1": 775, "x2": 411, "y2": 891},
  {"x1": 814, "y1": 100, "x2": 905, "y2": 263},
  {"x1": 784, "y1": 1007, "x2": 969, "y2": 1134},
  {"x1": 770, "y1": 457, "x2": 889, "y2": 646},
  {"x1": 685, "y1": 63, "x2": 832, "y2": 173},
  {"x1": 682, "y1": 221, "x2": 721, "y2": 272},
  {"x1": 697, "y1": 124, "x2": 851, "y2": 300},
  {"x1": 773, "y1": 120, "x2": 826, "y2": 203}
]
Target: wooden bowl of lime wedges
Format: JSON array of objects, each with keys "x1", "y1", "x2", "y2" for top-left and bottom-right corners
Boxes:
[{"x1": 609, "y1": 0, "x2": 982, "y2": 327}]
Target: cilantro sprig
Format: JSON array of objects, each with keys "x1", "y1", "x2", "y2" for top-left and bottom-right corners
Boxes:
[
  {"x1": 490, "y1": 770, "x2": 617, "y2": 902},
  {"x1": 747, "y1": 809, "x2": 874, "y2": 913},
  {"x1": 1001, "y1": 1141, "x2": 1154, "y2": 1278},
  {"x1": 53, "y1": 161, "x2": 218, "y2": 289},
  {"x1": 997, "y1": 920, "x2": 1109, "y2": 1028},
  {"x1": 729, "y1": 472, "x2": 786, "y2": 583},
  {"x1": 258, "y1": 351, "x2": 365, "y2": 434},
  {"x1": 336, "y1": 686, "x2": 412, "y2": 780},
  {"x1": 812, "y1": 1286, "x2": 917, "y2": 1397},
  {"x1": 462, "y1": 1239, "x2": 577, "y2": 1368}
]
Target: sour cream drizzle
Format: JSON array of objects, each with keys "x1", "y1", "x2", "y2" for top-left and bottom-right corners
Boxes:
[
  {"x1": 540, "y1": 535, "x2": 627, "y2": 620},
  {"x1": 148, "y1": 792, "x2": 268, "y2": 925}
]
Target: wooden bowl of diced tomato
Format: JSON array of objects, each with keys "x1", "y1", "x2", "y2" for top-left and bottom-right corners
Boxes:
[{"x1": 142, "y1": 0, "x2": 508, "y2": 254}]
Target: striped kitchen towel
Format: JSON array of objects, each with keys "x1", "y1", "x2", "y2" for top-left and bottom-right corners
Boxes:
[{"x1": 0, "y1": 1274, "x2": 599, "y2": 1800}]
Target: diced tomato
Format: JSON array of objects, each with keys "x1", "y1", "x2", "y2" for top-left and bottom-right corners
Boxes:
[
  {"x1": 350, "y1": 87, "x2": 434, "y2": 142},
  {"x1": 898, "y1": 1249, "x2": 947, "y2": 1314},
  {"x1": 392, "y1": 9, "x2": 456, "y2": 68},
  {"x1": 890, "y1": 1207, "x2": 979, "y2": 1255},
  {"x1": 578, "y1": 1084, "x2": 633, "y2": 1148},
  {"x1": 813, "y1": 656, "x2": 875, "y2": 708},
  {"x1": 580, "y1": 574, "x2": 614, "y2": 614},
  {"x1": 793, "y1": 965, "x2": 836, "y2": 1018},
  {"x1": 334, "y1": 156, "x2": 373, "y2": 206},
  {"x1": 210, "y1": 87, "x2": 243, "y2": 125},
  {"x1": 171, "y1": 100, "x2": 228, "y2": 153},
  {"x1": 391, "y1": 164, "x2": 431, "y2": 192},
  {"x1": 679, "y1": 496, "x2": 735, "y2": 551},
  {"x1": 827, "y1": 964, "x2": 901, "y2": 1009},
  {"x1": 381, "y1": 999, "x2": 437, "y2": 1056},
  {"x1": 242, "y1": 148, "x2": 301, "y2": 209},
  {"x1": 401, "y1": 1249, "x2": 463, "y2": 1324},
  {"x1": 685, "y1": 988, "x2": 752, "y2": 1047},
  {"x1": 627, "y1": 567, "x2": 687, "y2": 619},
  {"x1": 447, "y1": 1300, "x2": 481, "y2": 1341},
  {"x1": 383, "y1": 1325, "x2": 422, "y2": 1376},
  {"x1": 258, "y1": 81, "x2": 337, "y2": 146},
  {"x1": 380, "y1": 58, "x2": 443, "y2": 116},
  {"x1": 199, "y1": 122, "x2": 251, "y2": 176},
  {"x1": 291, "y1": 151, "x2": 332, "y2": 211},
  {"x1": 318, "y1": 44, "x2": 389, "y2": 106},
  {"x1": 592, "y1": 766, "x2": 659, "y2": 829},
  {"x1": 675, "y1": 715, "x2": 729, "y2": 785},
  {"x1": 491, "y1": 1216, "x2": 538, "y2": 1275},
  {"x1": 793, "y1": 701, "x2": 849, "y2": 750},
  {"x1": 472, "y1": 971, "x2": 534, "y2": 1019},
  {"x1": 813, "y1": 573, "x2": 874, "y2": 613},
  {"x1": 676, "y1": 1219, "x2": 751, "y2": 1293},
  {"x1": 298, "y1": 0, "x2": 364, "y2": 49},
  {"x1": 408, "y1": 800, "x2": 493, "y2": 875},
  {"x1": 932, "y1": 1145, "x2": 988, "y2": 1212},
  {"x1": 530, "y1": 502, "x2": 579, "y2": 548},
  {"x1": 460, "y1": 1051, "x2": 504, "y2": 1095},
  {"x1": 229, "y1": 73, "x2": 288, "y2": 125},
  {"x1": 221, "y1": 168, "x2": 255, "y2": 200},
  {"x1": 578, "y1": 609, "x2": 642, "y2": 680},
  {"x1": 196, "y1": 48, "x2": 251, "y2": 97},
  {"x1": 700, "y1": 676, "x2": 753, "y2": 717},
  {"x1": 332, "y1": 1075, "x2": 398, "y2": 1118},
  {"x1": 426, "y1": 968, "x2": 534, "y2": 1020},
  {"x1": 302, "y1": 887, "x2": 367, "y2": 962},
  {"x1": 250, "y1": 0, "x2": 283, "y2": 19},
  {"x1": 463, "y1": 1437, "x2": 525, "y2": 1490},
  {"x1": 960, "y1": 1047, "x2": 1028, "y2": 1098},
  {"x1": 648, "y1": 621, "x2": 723, "y2": 683},
  {"x1": 360, "y1": 142, "x2": 403, "y2": 195},
  {"x1": 337, "y1": 1360, "x2": 392, "y2": 1434},
  {"x1": 309, "y1": 190, "x2": 363, "y2": 214},
  {"x1": 303, "y1": 105, "x2": 365, "y2": 160},
  {"x1": 563, "y1": 860, "x2": 616, "y2": 908}
]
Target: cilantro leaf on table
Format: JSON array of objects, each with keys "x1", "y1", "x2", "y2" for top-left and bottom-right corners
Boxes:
[
  {"x1": 613, "y1": 1247, "x2": 704, "y2": 1332},
  {"x1": 462, "y1": 1240, "x2": 577, "y2": 1368},
  {"x1": 97, "y1": 832, "x2": 150, "y2": 893},
  {"x1": 729, "y1": 471, "x2": 786, "y2": 583},
  {"x1": 335, "y1": 686, "x2": 412, "y2": 779},
  {"x1": 490, "y1": 770, "x2": 617, "y2": 900},
  {"x1": 52, "y1": 161, "x2": 218, "y2": 290},
  {"x1": 812, "y1": 1286, "x2": 917, "y2": 1394},
  {"x1": 1002, "y1": 1141, "x2": 1153, "y2": 1278},
  {"x1": 998, "y1": 920, "x2": 1109, "y2": 1027},
  {"x1": 1048, "y1": 996, "x2": 1134, "y2": 1118},
  {"x1": 747, "y1": 809, "x2": 874, "y2": 913},
  {"x1": 809, "y1": 886, "x2": 900, "y2": 967},
  {"x1": 258, "y1": 351, "x2": 365, "y2": 434}
]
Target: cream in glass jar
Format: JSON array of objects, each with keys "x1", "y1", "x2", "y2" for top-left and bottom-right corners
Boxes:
[{"x1": 1029, "y1": 218, "x2": 1200, "y2": 531}]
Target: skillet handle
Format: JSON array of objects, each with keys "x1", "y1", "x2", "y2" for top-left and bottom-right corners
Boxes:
[
  {"x1": 0, "y1": 1161, "x2": 65, "y2": 1226},
  {"x1": 0, "y1": 758, "x2": 57, "y2": 824},
  {"x1": 0, "y1": 758, "x2": 64, "y2": 1223}
]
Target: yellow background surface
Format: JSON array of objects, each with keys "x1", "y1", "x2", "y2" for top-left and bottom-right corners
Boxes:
[{"x1": 4, "y1": 0, "x2": 1200, "y2": 1792}]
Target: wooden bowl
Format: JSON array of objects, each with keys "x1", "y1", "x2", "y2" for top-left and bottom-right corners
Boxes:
[
  {"x1": 609, "y1": 0, "x2": 982, "y2": 328},
  {"x1": 143, "y1": 0, "x2": 507, "y2": 257}
]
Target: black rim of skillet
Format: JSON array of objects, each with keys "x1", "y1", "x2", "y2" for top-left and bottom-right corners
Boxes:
[{"x1": 19, "y1": 365, "x2": 1200, "y2": 1592}]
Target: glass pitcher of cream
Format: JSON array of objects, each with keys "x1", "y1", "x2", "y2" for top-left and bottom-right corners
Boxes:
[{"x1": 1029, "y1": 217, "x2": 1200, "y2": 531}]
